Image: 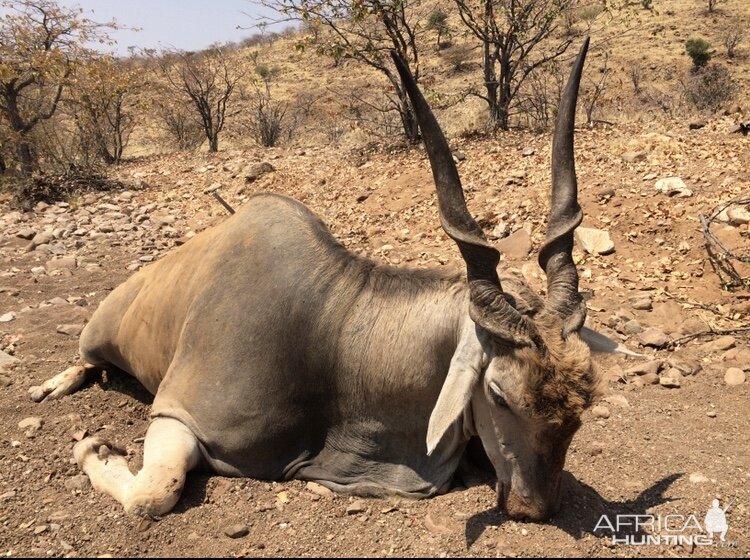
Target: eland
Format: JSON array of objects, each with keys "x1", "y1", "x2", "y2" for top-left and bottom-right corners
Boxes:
[{"x1": 31, "y1": 38, "x2": 614, "y2": 521}]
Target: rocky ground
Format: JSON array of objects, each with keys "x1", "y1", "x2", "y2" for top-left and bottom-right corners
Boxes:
[{"x1": 0, "y1": 117, "x2": 749, "y2": 557}]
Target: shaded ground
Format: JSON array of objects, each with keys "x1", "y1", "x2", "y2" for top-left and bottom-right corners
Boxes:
[{"x1": 0, "y1": 120, "x2": 749, "y2": 557}]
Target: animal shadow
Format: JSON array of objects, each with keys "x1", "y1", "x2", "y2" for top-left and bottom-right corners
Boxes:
[{"x1": 464, "y1": 472, "x2": 683, "y2": 548}]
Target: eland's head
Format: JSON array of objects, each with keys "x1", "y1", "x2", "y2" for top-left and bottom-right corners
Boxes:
[{"x1": 392, "y1": 38, "x2": 601, "y2": 521}]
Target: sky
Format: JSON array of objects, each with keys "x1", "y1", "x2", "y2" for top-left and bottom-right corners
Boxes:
[{"x1": 55, "y1": 0, "x2": 282, "y2": 55}]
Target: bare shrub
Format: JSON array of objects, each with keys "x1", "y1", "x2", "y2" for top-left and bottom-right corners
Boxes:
[
  {"x1": 443, "y1": 44, "x2": 475, "y2": 74},
  {"x1": 724, "y1": 26, "x2": 744, "y2": 59},
  {"x1": 684, "y1": 63, "x2": 736, "y2": 111}
]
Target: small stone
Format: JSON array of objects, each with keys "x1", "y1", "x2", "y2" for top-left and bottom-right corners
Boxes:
[
  {"x1": 223, "y1": 523, "x2": 249, "y2": 538},
  {"x1": 625, "y1": 360, "x2": 662, "y2": 376},
  {"x1": 701, "y1": 335, "x2": 736, "y2": 353},
  {"x1": 706, "y1": 411, "x2": 717, "y2": 418},
  {"x1": 575, "y1": 227, "x2": 615, "y2": 255},
  {"x1": 688, "y1": 120, "x2": 706, "y2": 130},
  {"x1": 641, "y1": 372, "x2": 660, "y2": 385},
  {"x1": 46, "y1": 257, "x2": 77, "y2": 271},
  {"x1": 621, "y1": 151, "x2": 646, "y2": 163},
  {"x1": 0, "y1": 350, "x2": 20, "y2": 373},
  {"x1": 64, "y1": 475, "x2": 91, "y2": 493},
  {"x1": 638, "y1": 328, "x2": 669, "y2": 348},
  {"x1": 622, "y1": 319, "x2": 643, "y2": 335},
  {"x1": 726, "y1": 206, "x2": 750, "y2": 226},
  {"x1": 56, "y1": 324, "x2": 84, "y2": 337},
  {"x1": 591, "y1": 405, "x2": 610, "y2": 419},
  {"x1": 724, "y1": 367, "x2": 746, "y2": 386},
  {"x1": 659, "y1": 370, "x2": 682, "y2": 388},
  {"x1": 18, "y1": 416, "x2": 43, "y2": 435},
  {"x1": 0, "y1": 312, "x2": 16, "y2": 322},
  {"x1": 424, "y1": 511, "x2": 461, "y2": 535},
  {"x1": 689, "y1": 472, "x2": 709, "y2": 484},
  {"x1": 603, "y1": 395, "x2": 629, "y2": 408},
  {"x1": 452, "y1": 150, "x2": 466, "y2": 162},
  {"x1": 0, "y1": 490, "x2": 16, "y2": 501},
  {"x1": 667, "y1": 357, "x2": 701, "y2": 376},
  {"x1": 655, "y1": 177, "x2": 692, "y2": 197},
  {"x1": 33, "y1": 525, "x2": 48, "y2": 535},
  {"x1": 244, "y1": 162, "x2": 275, "y2": 183},
  {"x1": 521, "y1": 148, "x2": 535, "y2": 156},
  {"x1": 589, "y1": 441, "x2": 605, "y2": 456},
  {"x1": 305, "y1": 481, "x2": 333, "y2": 497},
  {"x1": 628, "y1": 294, "x2": 653, "y2": 311},
  {"x1": 496, "y1": 226, "x2": 532, "y2": 258},
  {"x1": 346, "y1": 500, "x2": 367, "y2": 515}
]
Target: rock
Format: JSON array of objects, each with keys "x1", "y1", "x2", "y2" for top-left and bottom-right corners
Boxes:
[
  {"x1": 0, "y1": 350, "x2": 20, "y2": 373},
  {"x1": 628, "y1": 293, "x2": 653, "y2": 311},
  {"x1": 688, "y1": 120, "x2": 706, "y2": 130},
  {"x1": 496, "y1": 226, "x2": 532, "y2": 258},
  {"x1": 306, "y1": 481, "x2": 333, "y2": 498},
  {"x1": 724, "y1": 367, "x2": 746, "y2": 386},
  {"x1": 621, "y1": 151, "x2": 647, "y2": 163},
  {"x1": 30, "y1": 231, "x2": 54, "y2": 247},
  {"x1": 0, "y1": 312, "x2": 16, "y2": 322},
  {"x1": 701, "y1": 335, "x2": 736, "y2": 353},
  {"x1": 46, "y1": 257, "x2": 77, "y2": 271},
  {"x1": 591, "y1": 405, "x2": 610, "y2": 419},
  {"x1": 667, "y1": 357, "x2": 701, "y2": 376},
  {"x1": 244, "y1": 162, "x2": 275, "y2": 183},
  {"x1": 452, "y1": 150, "x2": 466, "y2": 162},
  {"x1": 490, "y1": 221, "x2": 508, "y2": 240},
  {"x1": 346, "y1": 500, "x2": 367, "y2": 515},
  {"x1": 19, "y1": 416, "x2": 43, "y2": 436},
  {"x1": 689, "y1": 472, "x2": 709, "y2": 484},
  {"x1": 64, "y1": 475, "x2": 91, "y2": 493},
  {"x1": 521, "y1": 148, "x2": 535, "y2": 156},
  {"x1": 626, "y1": 360, "x2": 661, "y2": 376},
  {"x1": 223, "y1": 523, "x2": 249, "y2": 538},
  {"x1": 659, "y1": 369, "x2": 682, "y2": 388},
  {"x1": 638, "y1": 328, "x2": 669, "y2": 348},
  {"x1": 575, "y1": 227, "x2": 615, "y2": 255},
  {"x1": 424, "y1": 511, "x2": 461, "y2": 536},
  {"x1": 640, "y1": 372, "x2": 660, "y2": 385},
  {"x1": 603, "y1": 395, "x2": 629, "y2": 408},
  {"x1": 622, "y1": 319, "x2": 643, "y2": 335},
  {"x1": 726, "y1": 206, "x2": 750, "y2": 226},
  {"x1": 56, "y1": 324, "x2": 84, "y2": 337},
  {"x1": 16, "y1": 228, "x2": 36, "y2": 240},
  {"x1": 654, "y1": 177, "x2": 692, "y2": 197},
  {"x1": 589, "y1": 441, "x2": 605, "y2": 456}
]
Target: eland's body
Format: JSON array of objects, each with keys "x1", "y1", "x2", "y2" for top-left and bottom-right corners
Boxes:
[{"x1": 31, "y1": 39, "x2": 609, "y2": 521}]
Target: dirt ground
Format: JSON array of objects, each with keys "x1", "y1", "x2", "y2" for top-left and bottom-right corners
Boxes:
[{"x1": 0, "y1": 119, "x2": 749, "y2": 557}]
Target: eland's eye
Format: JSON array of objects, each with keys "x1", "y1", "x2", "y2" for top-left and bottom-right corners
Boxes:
[{"x1": 488, "y1": 382, "x2": 509, "y2": 408}]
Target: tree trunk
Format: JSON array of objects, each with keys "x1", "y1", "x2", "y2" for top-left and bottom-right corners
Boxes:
[
  {"x1": 16, "y1": 139, "x2": 34, "y2": 177},
  {"x1": 209, "y1": 134, "x2": 219, "y2": 152},
  {"x1": 396, "y1": 87, "x2": 420, "y2": 144}
]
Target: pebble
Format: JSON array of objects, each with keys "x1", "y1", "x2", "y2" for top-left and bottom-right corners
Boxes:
[
  {"x1": 626, "y1": 360, "x2": 661, "y2": 376},
  {"x1": 724, "y1": 367, "x2": 746, "y2": 386},
  {"x1": 305, "y1": 481, "x2": 333, "y2": 497},
  {"x1": 346, "y1": 500, "x2": 367, "y2": 515},
  {"x1": 18, "y1": 416, "x2": 43, "y2": 436},
  {"x1": 591, "y1": 405, "x2": 610, "y2": 419},
  {"x1": 659, "y1": 370, "x2": 682, "y2": 388},
  {"x1": 638, "y1": 328, "x2": 669, "y2": 348},
  {"x1": 0, "y1": 312, "x2": 16, "y2": 322},
  {"x1": 64, "y1": 475, "x2": 91, "y2": 492},
  {"x1": 628, "y1": 294, "x2": 653, "y2": 311},
  {"x1": 689, "y1": 472, "x2": 709, "y2": 484},
  {"x1": 223, "y1": 523, "x2": 249, "y2": 538},
  {"x1": 574, "y1": 227, "x2": 615, "y2": 255},
  {"x1": 57, "y1": 324, "x2": 85, "y2": 337},
  {"x1": 640, "y1": 372, "x2": 660, "y2": 385}
]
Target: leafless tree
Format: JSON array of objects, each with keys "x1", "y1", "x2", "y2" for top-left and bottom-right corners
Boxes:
[
  {"x1": 724, "y1": 26, "x2": 744, "y2": 59},
  {"x1": 453, "y1": 0, "x2": 575, "y2": 130},
  {"x1": 255, "y1": 0, "x2": 425, "y2": 143},
  {"x1": 159, "y1": 48, "x2": 245, "y2": 152}
]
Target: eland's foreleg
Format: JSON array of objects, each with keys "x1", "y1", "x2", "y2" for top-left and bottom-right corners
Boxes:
[
  {"x1": 29, "y1": 363, "x2": 100, "y2": 402},
  {"x1": 73, "y1": 417, "x2": 200, "y2": 517}
]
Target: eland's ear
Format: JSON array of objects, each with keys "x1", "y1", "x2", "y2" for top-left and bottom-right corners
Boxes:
[
  {"x1": 426, "y1": 322, "x2": 488, "y2": 455},
  {"x1": 579, "y1": 326, "x2": 645, "y2": 357}
]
